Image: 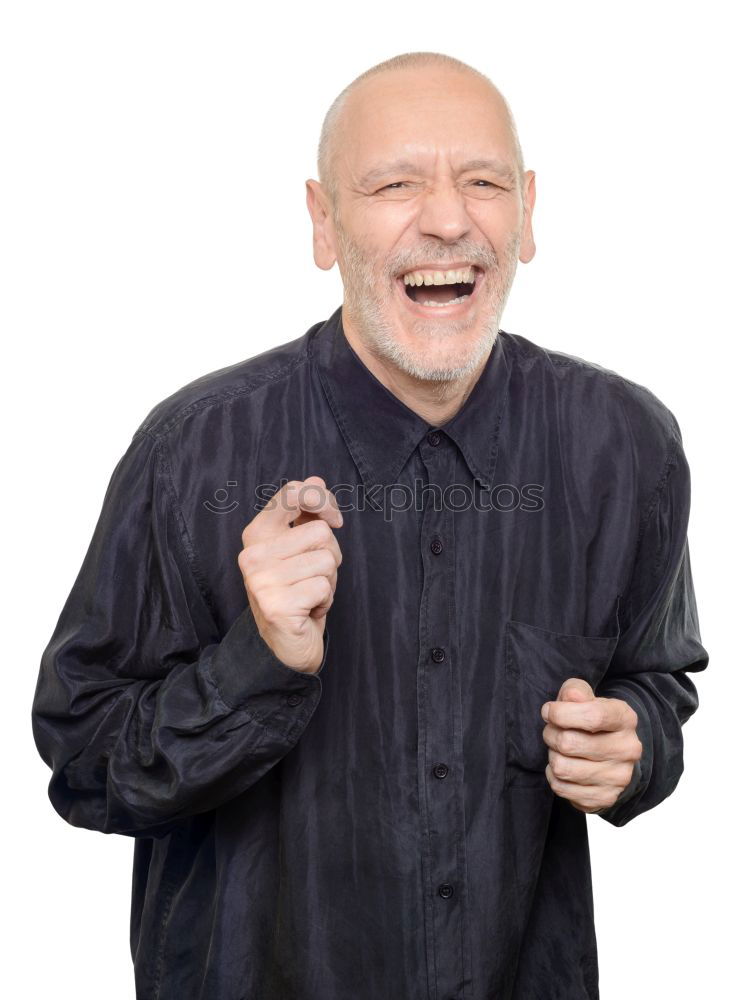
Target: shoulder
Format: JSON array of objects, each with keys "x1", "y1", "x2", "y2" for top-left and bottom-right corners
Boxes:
[
  {"x1": 502, "y1": 329, "x2": 685, "y2": 490},
  {"x1": 134, "y1": 320, "x2": 324, "y2": 440}
]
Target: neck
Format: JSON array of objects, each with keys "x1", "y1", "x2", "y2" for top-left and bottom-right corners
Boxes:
[{"x1": 340, "y1": 314, "x2": 491, "y2": 426}]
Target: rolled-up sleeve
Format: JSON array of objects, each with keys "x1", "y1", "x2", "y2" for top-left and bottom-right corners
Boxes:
[
  {"x1": 596, "y1": 419, "x2": 709, "y2": 827},
  {"x1": 31, "y1": 429, "x2": 327, "y2": 838}
]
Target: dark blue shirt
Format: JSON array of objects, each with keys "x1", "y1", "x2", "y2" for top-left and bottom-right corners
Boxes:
[{"x1": 32, "y1": 305, "x2": 709, "y2": 999}]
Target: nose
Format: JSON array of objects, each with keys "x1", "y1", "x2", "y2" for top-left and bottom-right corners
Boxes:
[{"x1": 416, "y1": 180, "x2": 472, "y2": 243}]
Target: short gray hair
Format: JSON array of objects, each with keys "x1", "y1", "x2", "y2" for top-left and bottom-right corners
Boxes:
[{"x1": 316, "y1": 51, "x2": 525, "y2": 215}]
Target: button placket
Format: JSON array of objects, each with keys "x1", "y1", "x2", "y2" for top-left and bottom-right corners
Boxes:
[{"x1": 416, "y1": 433, "x2": 470, "y2": 998}]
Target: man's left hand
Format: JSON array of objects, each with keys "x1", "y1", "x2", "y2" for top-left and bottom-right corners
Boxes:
[{"x1": 540, "y1": 678, "x2": 643, "y2": 814}]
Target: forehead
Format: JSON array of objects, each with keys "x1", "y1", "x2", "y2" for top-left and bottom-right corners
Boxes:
[{"x1": 338, "y1": 68, "x2": 515, "y2": 181}]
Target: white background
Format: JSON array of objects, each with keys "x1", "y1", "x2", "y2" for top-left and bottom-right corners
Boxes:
[{"x1": 3, "y1": 2, "x2": 744, "y2": 997}]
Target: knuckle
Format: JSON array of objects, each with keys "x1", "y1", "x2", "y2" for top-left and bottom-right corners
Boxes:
[
  {"x1": 241, "y1": 542, "x2": 263, "y2": 570},
  {"x1": 620, "y1": 762, "x2": 635, "y2": 785},
  {"x1": 583, "y1": 706, "x2": 603, "y2": 729},
  {"x1": 319, "y1": 548, "x2": 337, "y2": 574},
  {"x1": 238, "y1": 555, "x2": 259, "y2": 587},
  {"x1": 309, "y1": 519, "x2": 332, "y2": 546},
  {"x1": 549, "y1": 755, "x2": 567, "y2": 780},
  {"x1": 559, "y1": 731, "x2": 580, "y2": 755}
]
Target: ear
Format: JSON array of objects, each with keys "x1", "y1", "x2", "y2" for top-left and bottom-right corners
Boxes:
[
  {"x1": 305, "y1": 179, "x2": 338, "y2": 271},
  {"x1": 518, "y1": 169, "x2": 536, "y2": 264}
]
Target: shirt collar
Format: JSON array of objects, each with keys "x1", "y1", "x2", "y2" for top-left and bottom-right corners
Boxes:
[{"x1": 312, "y1": 305, "x2": 513, "y2": 490}]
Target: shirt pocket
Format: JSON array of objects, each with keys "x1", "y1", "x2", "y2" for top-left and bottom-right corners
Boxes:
[{"x1": 503, "y1": 615, "x2": 620, "y2": 789}]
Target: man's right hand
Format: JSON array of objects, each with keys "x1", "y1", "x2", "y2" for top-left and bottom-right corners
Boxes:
[{"x1": 237, "y1": 476, "x2": 343, "y2": 674}]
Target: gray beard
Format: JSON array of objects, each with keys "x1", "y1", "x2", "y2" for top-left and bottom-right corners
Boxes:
[{"x1": 335, "y1": 227, "x2": 521, "y2": 383}]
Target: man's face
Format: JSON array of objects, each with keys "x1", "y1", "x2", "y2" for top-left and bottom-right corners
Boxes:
[{"x1": 308, "y1": 67, "x2": 536, "y2": 382}]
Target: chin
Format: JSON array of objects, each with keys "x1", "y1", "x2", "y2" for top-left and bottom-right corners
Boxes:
[{"x1": 380, "y1": 324, "x2": 492, "y2": 382}]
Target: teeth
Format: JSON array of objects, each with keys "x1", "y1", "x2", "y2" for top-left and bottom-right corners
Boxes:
[
  {"x1": 402, "y1": 266, "x2": 476, "y2": 287},
  {"x1": 419, "y1": 295, "x2": 471, "y2": 308}
]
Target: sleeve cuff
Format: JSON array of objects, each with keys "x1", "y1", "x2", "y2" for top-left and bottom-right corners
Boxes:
[{"x1": 207, "y1": 606, "x2": 328, "y2": 743}]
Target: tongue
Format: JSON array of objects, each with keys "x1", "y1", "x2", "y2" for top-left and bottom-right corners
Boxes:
[{"x1": 413, "y1": 283, "x2": 460, "y2": 304}]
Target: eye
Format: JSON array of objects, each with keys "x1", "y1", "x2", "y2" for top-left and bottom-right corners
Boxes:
[
  {"x1": 377, "y1": 182, "x2": 408, "y2": 192},
  {"x1": 466, "y1": 178, "x2": 512, "y2": 198}
]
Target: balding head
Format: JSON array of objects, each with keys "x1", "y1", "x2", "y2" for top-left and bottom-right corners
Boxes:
[
  {"x1": 305, "y1": 50, "x2": 536, "y2": 386},
  {"x1": 317, "y1": 51, "x2": 525, "y2": 217}
]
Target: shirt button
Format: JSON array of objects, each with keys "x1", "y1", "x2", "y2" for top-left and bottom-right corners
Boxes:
[
  {"x1": 427, "y1": 430, "x2": 441, "y2": 446},
  {"x1": 286, "y1": 693, "x2": 303, "y2": 706},
  {"x1": 433, "y1": 762, "x2": 449, "y2": 779},
  {"x1": 430, "y1": 647, "x2": 446, "y2": 663},
  {"x1": 437, "y1": 883, "x2": 454, "y2": 899},
  {"x1": 430, "y1": 537, "x2": 443, "y2": 555}
]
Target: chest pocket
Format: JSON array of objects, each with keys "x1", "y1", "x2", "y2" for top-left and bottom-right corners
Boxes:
[{"x1": 503, "y1": 609, "x2": 620, "y2": 789}]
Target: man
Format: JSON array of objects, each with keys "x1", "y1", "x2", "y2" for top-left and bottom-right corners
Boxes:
[{"x1": 32, "y1": 51, "x2": 708, "y2": 1000}]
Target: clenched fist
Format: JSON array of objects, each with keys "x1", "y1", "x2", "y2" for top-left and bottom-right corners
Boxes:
[
  {"x1": 237, "y1": 476, "x2": 343, "y2": 674},
  {"x1": 541, "y1": 677, "x2": 643, "y2": 814}
]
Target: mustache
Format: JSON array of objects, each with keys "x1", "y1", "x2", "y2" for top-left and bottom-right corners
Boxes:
[{"x1": 387, "y1": 244, "x2": 499, "y2": 277}]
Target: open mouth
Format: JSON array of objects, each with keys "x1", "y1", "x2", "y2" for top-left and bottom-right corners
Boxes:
[{"x1": 396, "y1": 265, "x2": 483, "y2": 313}]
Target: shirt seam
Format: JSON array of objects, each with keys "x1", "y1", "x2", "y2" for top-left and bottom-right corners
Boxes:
[
  {"x1": 145, "y1": 430, "x2": 220, "y2": 625},
  {"x1": 134, "y1": 341, "x2": 320, "y2": 626},
  {"x1": 618, "y1": 414, "x2": 681, "y2": 625},
  {"x1": 141, "y1": 352, "x2": 311, "y2": 441},
  {"x1": 634, "y1": 416, "x2": 680, "y2": 551}
]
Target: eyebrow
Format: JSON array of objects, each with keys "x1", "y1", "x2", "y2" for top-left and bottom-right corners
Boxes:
[{"x1": 358, "y1": 158, "x2": 516, "y2": 187}]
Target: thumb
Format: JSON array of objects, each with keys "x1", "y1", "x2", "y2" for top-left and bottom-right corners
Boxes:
[{"x1": 558, "y1": 677, "x2": 595, "y2": 702}]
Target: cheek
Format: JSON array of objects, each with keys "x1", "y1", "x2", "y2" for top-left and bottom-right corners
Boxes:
[
  {"x1": 467, "y1": 200, "x2": 522, "y2": 247},
  {"x1": 362, "y1": 202, "x2": 423, "y2": 245}
]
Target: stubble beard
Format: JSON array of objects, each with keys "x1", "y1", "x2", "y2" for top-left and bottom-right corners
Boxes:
[{"x1": 335, "y1": 223, "x2": 521, "y2": 383}]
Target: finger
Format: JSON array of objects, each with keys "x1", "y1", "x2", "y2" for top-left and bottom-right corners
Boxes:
[
  {"x1": 253, "y1": 548, "x2": 339, "y2": 590},
  {"x1": 547, "y1": 749, "x2": 634, "y2": 787},
  {"x1": 286, "y1": 575, "x2": 334, "y2": 617},
  {"x1": 243, "y1": 519, "x2": 343, "y2": 571},
  {"x1": 244, "y1": 480, "x2": 308, "y2": 540},
  {"x1": 544, "y1": 766, "x2": 626, "y2": 811},
  {"x1": 542, "y1": 723, "x2": 635, "y2": 762},
  {"x1": 244, "y1": 477, "x2": 342, "y2": 543},
  {"x1": 248, "y1": 518, "x2": 342, "y2": 565},
  {"x1": 309, "y1": 569, "x2": 337, "y2": 618},
  {"x1": 543, "y1": 696, "x2": 634, "y2": 733},
  {"x1": 557, "y1": 677, "x2": 594, "y2": 701},
  {"x1": 290, "y1": 476, "x2": 343, "y2": 530}
]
